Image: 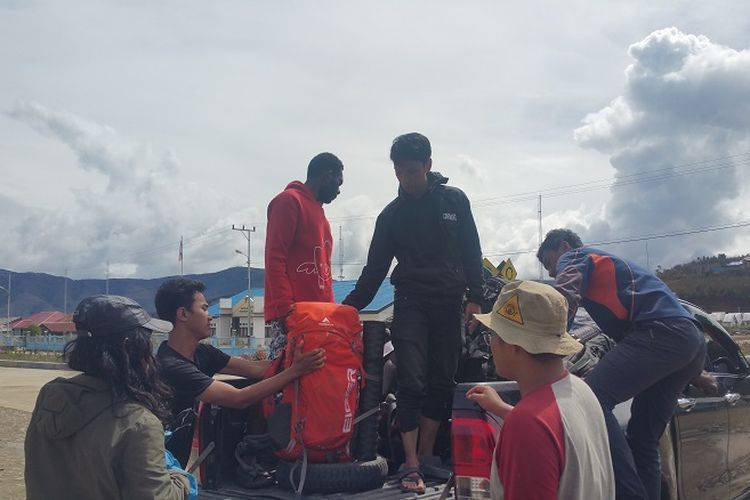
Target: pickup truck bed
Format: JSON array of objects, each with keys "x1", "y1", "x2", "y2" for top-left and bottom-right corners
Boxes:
[
  {"x1": 194, "y1": 382, "x2": 453, "y2": 500},
  {"x1": 198, "y1": 476, "x2": 451, "y2": 499}
]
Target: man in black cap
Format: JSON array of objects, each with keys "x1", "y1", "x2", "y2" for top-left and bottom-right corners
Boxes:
[
  {"x1": 155, "y1": 277, "x2": 326, "y2": 467},
  {"x1": 25, "y1": 295, "x2": 192, "y2": 500}
]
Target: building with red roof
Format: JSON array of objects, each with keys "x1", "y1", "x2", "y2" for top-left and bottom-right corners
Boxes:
[{"x1": 11, "y1": 311, "x2": 75, "y2": 334}]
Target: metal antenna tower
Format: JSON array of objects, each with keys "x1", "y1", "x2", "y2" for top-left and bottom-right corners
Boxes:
[
  {"x1": 338, "y1": 225, "x2": 345, "y2": 280},
  {"x1": 232, "y1": 224, "x2": 256, "y2": 339},
  {"x1": 538, "y1": 194, "x2": 543, "y2": 279},
  {"x1": 64, "y1": 268, "x2": 68, "y2": 314}
]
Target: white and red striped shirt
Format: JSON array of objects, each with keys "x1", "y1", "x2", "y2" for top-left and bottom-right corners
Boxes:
[{"x1": 490, "y1": 372, "x2": 615, "y2": 500}]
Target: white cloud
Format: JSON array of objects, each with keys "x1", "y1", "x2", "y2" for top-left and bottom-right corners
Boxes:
[
  {"x1": 2, "y1": 101, "x2": 240, "y2": 278},
  {"x1": 454, "y1": 154, "x2": 485, "y2": 181},
  {"x1": 574, "y1": 27, "x2": 750, "y2": 268}
]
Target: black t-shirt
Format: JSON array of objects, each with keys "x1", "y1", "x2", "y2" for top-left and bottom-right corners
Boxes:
[{"x1": 157, "y1": 341, "x2": 230, "y2": 466}]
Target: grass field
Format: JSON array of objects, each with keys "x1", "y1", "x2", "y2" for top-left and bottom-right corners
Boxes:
[{"x1": 0, "y1": 350, "x2": 64, "y2": 362}]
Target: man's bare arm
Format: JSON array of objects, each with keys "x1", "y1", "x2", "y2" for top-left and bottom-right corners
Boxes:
[
  {"x1": 198, "y1": 344, "x2": 325, "y2": 409},
  {"x1": 220, "y1": 356, "x2": 270, "y2": 379}
]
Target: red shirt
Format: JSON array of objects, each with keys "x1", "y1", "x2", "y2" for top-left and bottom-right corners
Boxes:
[
  {"x1": 264, "y1": 181, "x2": 335, "y2": 321},
  {"x1": 495, "y1": 380, "x2": 564, "y2": 500},
  {"x1": 491, "y1": 373, "x2": 615, "y2": 500}
]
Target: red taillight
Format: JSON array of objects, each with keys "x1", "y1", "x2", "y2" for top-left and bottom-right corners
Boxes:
[
  {"x1": 452, "y1": 409, "x2": 498, "y2": 500},
  {"x1": 452, "y1": 410, "x2": 496, "y2": 476}
]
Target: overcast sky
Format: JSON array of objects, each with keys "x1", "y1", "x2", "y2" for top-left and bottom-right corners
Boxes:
[{"x1": 2, "y1": 1, "x2": 750, "y2": 281}]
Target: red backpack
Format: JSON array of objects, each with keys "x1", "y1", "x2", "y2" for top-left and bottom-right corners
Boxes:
[{"x1": 263, "y1": 302, "x2": 364, "y2": 464}]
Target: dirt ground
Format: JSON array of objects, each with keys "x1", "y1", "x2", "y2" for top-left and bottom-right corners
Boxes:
[
  {"x1": 733, "y1": 333, "x2": 750, "y2": 354},
  {"x1": 0, "y1": 367, "x2": 78, "y2": 499},
  {"x1": 0, "y1": 406, "x2": 30, "y2": 500}
]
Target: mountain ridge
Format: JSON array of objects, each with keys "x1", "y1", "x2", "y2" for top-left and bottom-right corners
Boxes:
[{"x1": 0, "y1": 267, "x2": 263, "y2": 317}]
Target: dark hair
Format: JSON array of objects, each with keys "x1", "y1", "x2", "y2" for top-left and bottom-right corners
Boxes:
[
  {"x1": 306, "y1": 152, "x2": 343, "y2": 181},
  {"x1": 536, "y1": 228, "x2": 584, "y2": 262},
  {"x1": 155, "y1": 278, "x2": 205, "y2": 324},
  {"x1": 390, "y1": 132, "x2": 431, "y2": 163},
  {"x1": 64, "y1": 327, "x2": 173, "y2": 423}
]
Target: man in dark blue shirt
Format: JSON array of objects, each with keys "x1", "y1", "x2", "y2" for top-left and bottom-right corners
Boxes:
[{"x1": 538, "y1": 229, "x2": 706, "y2": 500}]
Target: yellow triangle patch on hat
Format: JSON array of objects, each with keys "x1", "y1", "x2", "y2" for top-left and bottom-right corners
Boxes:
[{"x1": 496, "y1": 294, "x2": 524, "y2": 325}]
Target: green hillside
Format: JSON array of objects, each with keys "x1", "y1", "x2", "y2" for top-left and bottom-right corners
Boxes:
[{"x1": 658, "y1": 254, "x2": 750, "y2": 312}]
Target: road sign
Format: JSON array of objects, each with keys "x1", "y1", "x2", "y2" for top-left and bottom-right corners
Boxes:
[{"x1": 499, "y1": 258, "x2": 518, "y2": 281}]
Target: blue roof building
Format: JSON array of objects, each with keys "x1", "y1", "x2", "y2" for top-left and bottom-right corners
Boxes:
[
  {"x1": 208, "y1": 280, "x2": 394, "y2": 316},
  {"x1": 208, "y1": 286, "x2": 265, "y2": 316},
  {"x1": 208, "y1": 280, "x2": 395, "y2": 346}
]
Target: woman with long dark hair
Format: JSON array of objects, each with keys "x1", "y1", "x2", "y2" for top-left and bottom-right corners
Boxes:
[{"x1": 25, "y1": 295, "x2": 191, "y2": 500}]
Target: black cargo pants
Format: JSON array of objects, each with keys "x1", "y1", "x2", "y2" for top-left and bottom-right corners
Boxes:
[{"x1": 391, "y1": 293, "x2": 463, "y2": 433}]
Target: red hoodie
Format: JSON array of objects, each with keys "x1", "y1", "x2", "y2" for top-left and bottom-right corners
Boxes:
[{"x1": 264, "y1": 181, "x2": 335, "y2": 321}]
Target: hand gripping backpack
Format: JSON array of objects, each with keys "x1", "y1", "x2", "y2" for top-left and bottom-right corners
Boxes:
[{"x1": 264, "y1": 302, "x2": 364, "y2": 467}]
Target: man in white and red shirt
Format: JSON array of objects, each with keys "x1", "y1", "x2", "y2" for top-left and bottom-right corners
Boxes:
[
  {"x1": 468, "y1": 280, "x2": 615, "y2": 500},
  {"x1": 264, "y1": 152, "x2": 344, "y2": 359}
]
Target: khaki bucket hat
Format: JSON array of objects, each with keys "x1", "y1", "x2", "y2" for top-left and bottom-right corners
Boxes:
[{"x1": 473, "y1": 280, "x2": 582, "y2": 356}]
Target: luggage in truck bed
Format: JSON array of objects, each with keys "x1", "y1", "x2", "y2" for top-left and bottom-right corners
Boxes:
[{"x1": 195, "y1": 392, "x2": 452, "y2": 499}]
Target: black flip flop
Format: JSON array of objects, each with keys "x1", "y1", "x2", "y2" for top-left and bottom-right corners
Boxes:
[{"x1": 398, "y1": 466, "x2": 426, "y2": 494}]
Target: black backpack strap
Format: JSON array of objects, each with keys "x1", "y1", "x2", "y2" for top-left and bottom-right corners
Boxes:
[{"x1": 288, "y1": 378, "x2": 308, "y2": 496}]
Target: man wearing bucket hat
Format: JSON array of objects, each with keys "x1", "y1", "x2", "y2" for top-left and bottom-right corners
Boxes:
[
  {"x1": 25, "y1": 295, "x2": 192, "y2": 500},
  {"x1": 467, "y1": 281, "x2": 615, "y2": 500}
]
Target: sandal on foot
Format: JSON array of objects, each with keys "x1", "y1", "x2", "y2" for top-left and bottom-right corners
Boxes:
[{"x1": 399, "y1": 466, "x2": 426, "y2": 494}]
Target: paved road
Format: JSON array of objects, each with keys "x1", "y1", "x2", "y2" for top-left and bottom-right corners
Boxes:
[{"x1": 0, "y1": 367, "x2": 78, "y2": 412}]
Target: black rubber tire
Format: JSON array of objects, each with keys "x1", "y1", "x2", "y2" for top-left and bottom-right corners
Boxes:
[
  {"x1": 275, "y1": 455, "x2": 389, "y2": 494},
  {"x1": 353, "y1": 321, "x2": 386, "y2": 461}
]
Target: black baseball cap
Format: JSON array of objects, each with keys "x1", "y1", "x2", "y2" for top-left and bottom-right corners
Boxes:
[{"x1": 73, "y1": 295, "x2": 173, "y2": 337}]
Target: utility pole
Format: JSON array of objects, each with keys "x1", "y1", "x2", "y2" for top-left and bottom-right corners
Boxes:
[
  {"x1": 179, "y1": 236, "x2": 184, "y2": 276},
  {"x1": 338, "y1": 225, "x2": 345, "y2": 280},
  {"x1": 538, "y1": 194, "x2": 543, "y2": 280},
  {"x1": 63, "y1": 268, "x2": 68, "y2": 315},
  {"x1": 233, "y1": 224, "x2": 256, "y2": 339},
  {"x1": 2, "y1": 274, "x2": 10, "y2": 335}
]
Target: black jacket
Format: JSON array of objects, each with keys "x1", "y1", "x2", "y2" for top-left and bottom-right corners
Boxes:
[{"x1": 343, "y1": 171, "x2": 483, "y2": 309}]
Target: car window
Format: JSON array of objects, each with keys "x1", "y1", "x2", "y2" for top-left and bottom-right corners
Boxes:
[{"x1": 706, "y1": 336, "x2": 739, "y2": 374}]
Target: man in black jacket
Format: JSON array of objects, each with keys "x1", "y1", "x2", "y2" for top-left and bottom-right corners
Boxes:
[{"x1": 343, "y1": 132, "x2": 483, "y2": 493}]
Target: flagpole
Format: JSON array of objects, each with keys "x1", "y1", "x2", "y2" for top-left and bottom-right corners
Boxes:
[{"x1": 179, "y1": 236, "x2": 184, "y2": 276}]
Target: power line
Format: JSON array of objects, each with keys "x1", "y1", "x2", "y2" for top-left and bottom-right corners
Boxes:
[
  {"x1": 61, "y1": 226, "x2": 235, "y2": 276},
  {"x1": 42, "y1": 218, "x2": 750, "y2": 278},
  {"x1": 483, "y1": 219, "x2": 750, "y2": 258},
  {"x1": 329, "y1": 219, "x2": 750, "y2": 266},
  {"x1": 328, "y1": 152, "x2": 750, "y2": 219},
  {"x1": 50, "y1": 151, "x2": 750, "y2": 276},
  {"x1": 472, "y1": 155, "x2": 749, "y2": 208}
]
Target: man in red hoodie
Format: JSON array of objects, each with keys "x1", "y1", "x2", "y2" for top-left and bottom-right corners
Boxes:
[{"x1": 264, "y1": 152, "x2": 344, "y2": 359}]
